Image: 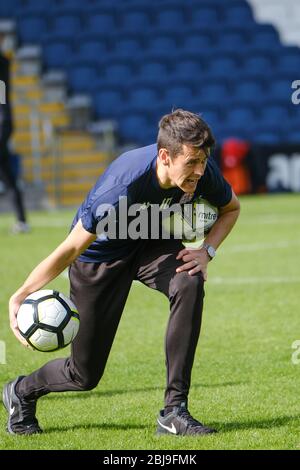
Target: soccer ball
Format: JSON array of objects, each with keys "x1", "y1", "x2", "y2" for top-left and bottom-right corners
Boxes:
[
  {"x1": 17, "y1": 290, "x2": 80, "y2": 352},
  {"x1": 162, "y1": 197, "x2": 219, "y2": 244}
]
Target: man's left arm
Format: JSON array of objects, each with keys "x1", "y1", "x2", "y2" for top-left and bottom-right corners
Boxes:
[{"x1": 176, "y1": 190, "x2": 240, "y2": 279}]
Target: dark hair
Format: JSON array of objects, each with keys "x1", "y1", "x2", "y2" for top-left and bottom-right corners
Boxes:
[{"x1": 157, "y1": 109, "x2": 215, "y2": 157}]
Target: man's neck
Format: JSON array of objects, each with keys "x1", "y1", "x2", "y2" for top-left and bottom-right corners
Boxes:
[{"x1": 156, "y1": 158, "x2": 173, "y2": 189}]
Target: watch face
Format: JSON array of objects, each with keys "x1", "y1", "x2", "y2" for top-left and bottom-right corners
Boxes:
[
  {"x1": 208, "y1": 246, "x2": 215, "y2": 257},
  {"x1": 206, "y1": 245, "x2": 215, "y2": 258}
]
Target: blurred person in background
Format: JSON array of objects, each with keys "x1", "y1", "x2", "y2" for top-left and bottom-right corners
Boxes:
[{"x1": 0, "y1": 33, "x2": 29, "y2": 234}]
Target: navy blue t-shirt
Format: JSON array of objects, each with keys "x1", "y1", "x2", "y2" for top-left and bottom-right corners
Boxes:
[{"x1": 72, "y1": 144, "x2": 232, "y2": 262}]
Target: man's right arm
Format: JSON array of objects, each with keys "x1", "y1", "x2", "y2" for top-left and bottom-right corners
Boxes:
[{"x1": 9, "y1": 219, "x2": 96, "y2": 346}]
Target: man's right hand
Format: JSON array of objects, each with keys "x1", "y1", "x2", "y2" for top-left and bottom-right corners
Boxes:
[{"x1": 9, "y1": 294, "x2": 30, "y2": 347}]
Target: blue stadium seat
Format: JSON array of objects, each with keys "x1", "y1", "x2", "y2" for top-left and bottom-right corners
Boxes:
[
  {"x1": 286, "y1": 130, "x2": 300, "y2": 143},
  {"x1": 102, "y1": 60, "x2": 135, "y2": 85},
  {"x1": 153, "y1": 7, "x2": 185, "y2": 32},
  {"x1": 146, "y1": 34, "x2": 178, "y2": 55},
  {"x1": 43, "y1": 38, "x2": 74, "y2": 69},
  {"x1": 86, "y1": 9, "x2": 117, "y2": 34},
  {"x1": 50, "y1": 12, "x2": 82, "y2": 37},
  {"x1": 18, "y1": 0, "x2": 53, "y2": 11},
  {"x1": 138, "y1": 60, "x2": 170, "y2": 81},
  {"x1": 200, "y1": 82, "x2": 229, "y2": 106},
  {"x1": 119, "y1": 112, "x2": 150, "y2": 143},
  {"x1": 260, "y1": 105, "x2": 290, "y2": 126},
  {"x1": 94, "y1": 87, "x2": 127, "y2": 119},
  {"x1": 223, "y1": 3, "x2": 254, "y2": 27},
  {"x1": 250, "y1": 25, "x2": 280, "y2": 49},
  {"x1": 208, "y1": 55, "x2": 239, "y2": 77},
  {"x1": 172, "y1": 57, "x2": 203, "y2": 81},
  {"x1": 232, "y1": 80, "x2": 265, "y2": 104},
  {"x1": 242, "y1": 53, "x2": 274, "y2": 78},
  {"x1": 226, "y1": 106, "x2": 256, "y2": 126},
  {"x1": 188, "y1": 6, "x2": 219, "y2": 27},
  {"x1": 67, "y1": 62, "x2": 98, "y2": 92},
  {"x1": 215, "y1": 30, "x2": 248, "y2": 53},
  {"x1": 276, "y1": 48, "x2": 300, "y2": 74},
  {"x1": 17, "y1": 13, "x2": 49, "y2": 43},
  {"x1": 268, "y1": 77, "x2": 295, "y2": 102},
  {"x1": 252, "y1": 132, "x2": 282, "y2": 145},
  {"x1": 163, "y1": 84, "x2": 194, "y2": 108},
  {"x1": 77, "y1": 36, "x2": 109, "y2": 62},
  {"x1": 200, "y1": 108, "x2": 222, "y2": 129},
  {"x1": 181, "y1": 32, "x2": 213, "y2": 54},
  {"x1": 112, "y1": 35, "x2": 144, "y2": 59},
  {"x1": 128, "y1": 86, "x2": 160, "y2": 112},
  {"x1": 119, "y1": 8, "x2": 153, "y2": 33}
]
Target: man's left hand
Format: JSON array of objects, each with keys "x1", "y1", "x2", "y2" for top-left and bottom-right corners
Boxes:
[{"x1": 176, "y1": 247, "x2": 210, "y2": 279}]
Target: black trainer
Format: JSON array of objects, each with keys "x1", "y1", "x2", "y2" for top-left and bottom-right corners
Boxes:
[
  {"x1": 2, "y1": 376, "x2": 43, "y2": 435},
  {"x1": 157, "y1": 402, "x2": 217, "y2": 436}
]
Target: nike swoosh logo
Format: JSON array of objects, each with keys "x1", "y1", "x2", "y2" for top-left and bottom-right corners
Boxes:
[
  {"x1": 9, "y1": 406, "x2": 15, "y2": 416},
  {"x1": 157, "y1": 419, "x2": 177, "y2": 434}
]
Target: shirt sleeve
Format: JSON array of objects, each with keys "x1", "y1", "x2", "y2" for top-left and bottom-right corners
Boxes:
[{"x1": 80, "y1": 175, "x2": 130, "y2": 234}]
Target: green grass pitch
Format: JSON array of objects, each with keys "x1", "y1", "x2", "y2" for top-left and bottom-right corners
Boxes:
[{"x1": 0, "y1": 193, "x2": 300, "y2": 450}]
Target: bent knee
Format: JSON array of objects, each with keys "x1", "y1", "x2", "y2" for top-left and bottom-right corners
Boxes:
[
  {"x1": 170, "y1": 271, "x2": 204, "y2": 298},
  {"x1": 71, "y1": 372, "x2": 100, "y2": 391}
]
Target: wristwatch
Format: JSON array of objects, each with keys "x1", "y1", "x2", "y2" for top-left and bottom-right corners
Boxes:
[{"x1": 202, "y1": 243, "x2": 216, "y2": 260}]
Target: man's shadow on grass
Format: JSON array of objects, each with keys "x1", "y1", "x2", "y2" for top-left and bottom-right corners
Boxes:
[
  {"x1": 43, "y1": 381, "x2": 244, "y2": 401},
  {"x1": 45, "y1": 414, "x2": 300, "y2": 434}
]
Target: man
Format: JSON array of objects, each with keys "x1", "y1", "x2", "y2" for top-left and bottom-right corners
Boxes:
[
  {"x1": 0, "y1": 34, "x2": 29, "y2": 233},
  {"x1": 3, "y1": 109, "x2": 240, "y2": 436}
]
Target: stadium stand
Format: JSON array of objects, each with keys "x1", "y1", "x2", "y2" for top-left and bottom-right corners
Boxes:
[{"x1": 0, "y1": 0, "x2": 299, "y2": 204}]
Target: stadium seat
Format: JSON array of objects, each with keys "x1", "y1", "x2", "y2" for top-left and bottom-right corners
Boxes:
[
  {"x1": 232, "y1": 80, "x2": 265, "y2": 104},
  {"x1": 138, "y1": 60, "x2": 170, "y2": 81},
  {"x1": 146, "y1": 34, "x2": 178, "y2": 55},
  {"x1": 43, "y1": 38, "x2": 75, "y2": 69},
  {"x1": 86, "y1": 9, "x2": 117, "y2": 34},
  {"x1": 276, "y1": 49, "x2": 300, "y2": 74},
  {"x1": 128, "y1": 86, "x2": 160, "y2": 112},
  {"x1": 172, "y1": 58, "x2": 204, "y2": 81},
  {"x1": 242, "y1": 53, "x2": 274, "y2": 78},
  {"x1": 119, "y1": 8, "x2": 153, "y2": 33},
  {"x1": 102, "y1": 60, "x2": 135, "y2": 85},
  {"x1": 181, "y1": 32, "x2": 214, "y2": 54},
  {"x1": 50, "y1": 12, "x2": 83, "y2": 37},
  {"x1": 17, "y1": 13, "x2": 49, "y2": 43},
  {"x1": 226, "y1": 106, "x2": 256, "y2": 126},
  {"x1": 77, "y1": 36, "x2": 109, "y2": 62},
  {"x1": 163, "y1": 84, "x2": 194, "y2": 108},
  {"x1": 94, "y1": 88, "x2": 127, "y2": 119},
  {"x1": 208, "y1": 55, "x2": 239, "y2": 77},
  {"x1": 286, "y1": 130, "x2": 300, "y2": 143},
  {"x1": 200, "y1": 82, "x2": 229, "y2": 106},
  {"x1": 119, "y1": 112, "x2": 150, "y2": 143},
  {"x1": 249, "y1": 25, "x2": 281, "y2": 49},
  {"x1": 223, "y1": 3, "x2": 254, "y2": 27},
  {"x1": 112, "y1": 35, "x2": 144, "y2": 59},
  {"x1": 260, "y1": 105, "x2": 290, "y2": 126},
  {"x1": 153, "y1": 7, "x2": 185, "y2": 32},
  {"x1": 188, "y1": 6, "x2": 219, "y2": 27},
  {"x1": 67, "y1": 63, "x2": 98, "y2": 93}
]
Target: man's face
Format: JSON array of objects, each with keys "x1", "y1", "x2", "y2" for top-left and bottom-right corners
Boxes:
[{"x1": 165, "y1": 144, "x2": 208, "y2": 193}]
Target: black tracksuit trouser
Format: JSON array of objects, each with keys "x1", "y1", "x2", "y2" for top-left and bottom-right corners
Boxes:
[
  {"x1": 17, "y1": 240, "x2": 205, "y2": 408},
  {"x1": 0, "y1": 148, "x2": 26, "y2": 223}
]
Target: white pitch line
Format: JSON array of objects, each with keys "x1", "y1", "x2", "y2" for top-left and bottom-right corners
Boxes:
[
  {"x1": 222, "y1": 240, "x2": 300, "y2": 253},
  {"x1": 210, "y1": 276, "x2": 300, "y2": 285}
]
